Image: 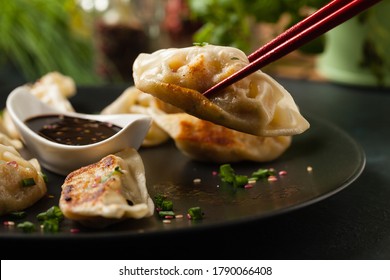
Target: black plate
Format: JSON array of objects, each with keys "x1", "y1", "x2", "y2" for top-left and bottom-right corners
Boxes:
[{"x1": 0, "y1": 86, "x2": 365, "y2": 240}]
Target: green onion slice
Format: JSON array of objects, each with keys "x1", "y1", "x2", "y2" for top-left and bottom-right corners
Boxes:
[{"x1": 21, "y1": 178, "x2": 36, "y2": 187}]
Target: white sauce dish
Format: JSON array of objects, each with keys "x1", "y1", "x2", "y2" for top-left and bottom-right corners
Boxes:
[{"x1": 6, "y1": 85, "x2": 152, "y2": 176}]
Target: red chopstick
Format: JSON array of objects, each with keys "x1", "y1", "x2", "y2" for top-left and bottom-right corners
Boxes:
[{"x1": 203, "y1": 0, "x2": 383, "y2": 98}]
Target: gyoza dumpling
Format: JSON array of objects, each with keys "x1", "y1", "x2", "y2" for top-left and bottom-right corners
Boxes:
[
  {"x1": 1, "y1": 71, "x2": 76, "y2": 139},
  {"x1": 0, "y1": 144, "x2": 47, "y2": 215},
  {"x1": 29, "y1": 71, "x2": 76, "y2": 111},
  {"x1": 59, "y1": 147, "x2": 154, "y2": 228},
  {"x1": 133, "y1": 44, "x2": 309, "y2": 137},
  {"x1": 0, "y1": 132, "x2": 23, "y2": 150},
  {"x1": 101, "y1": 86, "x2": 170, "y2": 147},
  {"x1": 151, "y1": 109, "x2": 292, "y2": 163}
]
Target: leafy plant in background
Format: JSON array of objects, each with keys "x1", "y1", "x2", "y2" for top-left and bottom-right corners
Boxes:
[
  {"x1": 0, "y1": 0, "x2": 101, "y2": 85},
  {"x1": 186, "y1": 0, "x2": 388, "y2": 85},
  {"x1": 357, "y1": 9, "x2": 389, "y2": 86},
  {"x1": 186, "y1": 0, "x2": 328, "y2": 54}
]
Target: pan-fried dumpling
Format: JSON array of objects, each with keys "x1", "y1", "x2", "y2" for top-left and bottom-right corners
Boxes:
[
  {"x1": 151, "y1": 110, "x2": 291, "y2": 163},
  {"x1": 0, "y1": 144, "x2": 47, "y2": 215},
  {"x1": 59, "y1": 147, "x2": 154, "y2": 228},
  {"x1": 101, "y1": 86, "x2": 170, "y2": 147},
  {"x1": 133, "y1": 44, "x2": 309, "y2": 137}
]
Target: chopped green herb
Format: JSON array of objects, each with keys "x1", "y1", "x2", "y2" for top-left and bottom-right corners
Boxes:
[
  {"x1": 113, "y1": 166, "x2": 124, "y2": 175},
  {"x1": 154, "y1": 193, "x2": 167, "y2": 209},
  {"x1": 154, "y1": 193, "x2": 174, "y2": 210},
  {"x1": 161, "y1": 200, "x2": 173, "y2": 211},
  {"x1": 36, "y1": 206, "x2": 64, "y2": 233},
  {"x1": 219, "y1": 164, "x2": 248, "y2": 188},
  {"x1": 21, "y1": 178, "x2": 36, "y2": 187},
  {"x1": 9, "y1": 211, "x2": 27, "y2": 219},
  {"x1": 17, "y1": 221, "x2": 36, "y2": 233},
  {"x1": 231, "y1": 57, "x2": 239, "y2": 60},
  {"x1": 251, "y1": 168, "x2": 276, "y2": 180},
  {"x1": 42, "y1": 219, "x2": 60, "y2": 233},
  {"x1": 158, "y1": 211, "x2": 175, "y2": 218},
  {"x1": 188, "y1": 207, "x2": 203, "y2": 220},
  {"x1": 101, "y1": 166, "x2": 124, "y2": 183},
  {"x1": 41, "y1": 172, "x2": 49, "y2": 183},
  {"x1": 37, "y1": 206, "x2": 63, "y2": 221},
  {"x1": 219, "y1": 164, "x2": 278, "y2": 187},
  {"x1": 193, "y1": 42, "x2": 208, "y2": 47}
]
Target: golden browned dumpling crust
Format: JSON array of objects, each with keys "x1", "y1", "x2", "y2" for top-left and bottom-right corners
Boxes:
[
  {"x1": 59, "y1": 148, "x2": 154, "y2": 228},
  {"x1": 151, "y1": 111, "x2": 292, "y2": 163}
]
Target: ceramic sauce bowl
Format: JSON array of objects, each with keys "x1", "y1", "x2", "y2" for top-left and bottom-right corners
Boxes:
[{"x1": 6, "y1": 85, "x2": 152, "y2": 176}]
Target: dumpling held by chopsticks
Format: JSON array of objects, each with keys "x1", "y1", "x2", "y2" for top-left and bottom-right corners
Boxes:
[{"x1": 133, "y1": 44, "x2": 309, "y2": 137}]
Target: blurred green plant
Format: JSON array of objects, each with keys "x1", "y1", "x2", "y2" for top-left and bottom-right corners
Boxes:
[
  {"x1": 0, "y1": 0, "x2": 100, "y2": 85},
  {"x1": 186, "y1": 0, "x2": 329, "y2": 53},
  {"x1": 187, "y1": 0, "x2": 389, "y2": 85}
]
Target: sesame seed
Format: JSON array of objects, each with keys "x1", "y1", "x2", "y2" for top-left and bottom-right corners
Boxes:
[
  {"x1": 307, "y1": 166, "x2": 313, "y2": 172},
  {"x1": 162, "y1": 219, "x2": 171, "y2": 224},
  {"x1": 193, "y1": 178, "x2": 201, "y2": 184},
  {"x1": 175, "y1": 214, "x2": 184, "y2": 219},
  {"x1": 268, "y1": 175, "x2": 278, "y2": 182}
]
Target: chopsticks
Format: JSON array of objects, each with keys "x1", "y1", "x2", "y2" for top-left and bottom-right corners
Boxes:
[{"x1": 203, "y1": 0, "x2": 383, "y2": 98}]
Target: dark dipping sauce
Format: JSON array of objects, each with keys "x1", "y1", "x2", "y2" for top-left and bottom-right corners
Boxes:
[{"x1": 25, "y1": 114, "x2": 122, "y2": 146}]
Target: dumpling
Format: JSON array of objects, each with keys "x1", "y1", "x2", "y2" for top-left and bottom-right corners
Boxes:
[
  {"x1": 101, "y1": 86, "x2": 170, "y2": 147},
  {"x1": 0, "y1": 144, "x2": 47, "y2": 215},
  {"x1": 133, "y1": 44, "x2": 310, "y2": 137},
  {"x1": 1, "y1": 71, "x2": 76, "y2": 139},
  {"x1": 151, "y1": 109, "x2": 292, "y2": 163},
  {"x1": 29, "y1": 71, "x2": 76, "y2": 112},
  {"x1": 59, "y1": 147, "x2": 154, "y2": 228},
  {"x1": 0, "y1": 132, "x2": 23, "y2": 150}
]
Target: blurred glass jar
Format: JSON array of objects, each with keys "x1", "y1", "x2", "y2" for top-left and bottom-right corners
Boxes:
[{"x1": 79, "y1": 0, "x2": 166, "y2": 82}]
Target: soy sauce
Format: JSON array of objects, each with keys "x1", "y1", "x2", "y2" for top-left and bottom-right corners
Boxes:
[{"x1": 25, "y1": 114, "x2": 122, "y2": 146}]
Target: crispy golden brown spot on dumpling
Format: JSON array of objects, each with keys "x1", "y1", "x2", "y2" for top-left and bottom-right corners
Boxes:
[
  {"x1": 59, "y1": 148, "x2": 154, "y2": 228},
  {"x1": 151, "y1": 111, "x2": 292, "y2": 163},
  {"x1": 133, "y1": 44, "x2": 309, "y2": 137}
]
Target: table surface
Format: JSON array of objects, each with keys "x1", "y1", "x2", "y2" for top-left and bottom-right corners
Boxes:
[{"x1": 1, "y1": 77, "x2": 389, "y2": 260}]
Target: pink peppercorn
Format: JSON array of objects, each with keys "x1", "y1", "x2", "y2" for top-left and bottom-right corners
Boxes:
[{"x1": 278, "y1": 170, "x2": 287, "y2": 176}]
